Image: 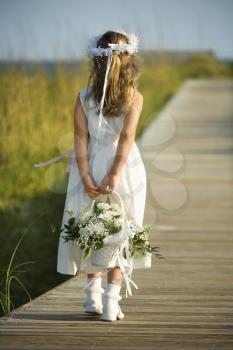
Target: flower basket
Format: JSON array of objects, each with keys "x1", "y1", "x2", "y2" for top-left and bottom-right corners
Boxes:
[{"x1": 59, "y1": 189, "x2": 163, "y2": 296}]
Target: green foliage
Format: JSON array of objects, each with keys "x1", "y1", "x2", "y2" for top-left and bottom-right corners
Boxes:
[
  {"x1": 128, "y1": 225, "x2": 164, "y2": 259},
  {"x1": 179, "y1": 54, "x2": 230, "y2": 79}
]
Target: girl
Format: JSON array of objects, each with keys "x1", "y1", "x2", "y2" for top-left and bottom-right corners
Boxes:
[{"x1": 56, "y1": 30, "x2": 147, "y2": 321}]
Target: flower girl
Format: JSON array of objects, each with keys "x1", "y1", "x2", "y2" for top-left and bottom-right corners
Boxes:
[
  {"x1": 72, "y1": 30, "x2": 148, "y2": 321},
  {"x1": 35, "y1": 29, "x2": 149, "y2": 321}
]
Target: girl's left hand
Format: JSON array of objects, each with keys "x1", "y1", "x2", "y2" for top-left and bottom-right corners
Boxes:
[{"x1": 98, "y1": 173, "x2": 120, "y2": 194}]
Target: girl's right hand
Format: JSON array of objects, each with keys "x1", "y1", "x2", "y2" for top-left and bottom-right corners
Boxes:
[{"x1": 82, "y1": 174, "x2": 101, "y2": 199}]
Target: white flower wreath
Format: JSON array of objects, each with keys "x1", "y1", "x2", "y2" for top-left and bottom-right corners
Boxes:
[{"x1": 87, "y1": 29, "x2": 139, "y2": 57}]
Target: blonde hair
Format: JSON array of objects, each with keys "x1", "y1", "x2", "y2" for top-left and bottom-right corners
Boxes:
[{"x1": 85, "y1": 30, "x2": 141, "y2": 117}]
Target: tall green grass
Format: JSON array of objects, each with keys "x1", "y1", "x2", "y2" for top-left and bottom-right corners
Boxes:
[
  {"x1": 0, "y1": 54, "x2": 232, "y2": 316},
  {"x1": 0, "y1": 212, "x2": 47, "y2": 316},
  {"x1": 0, "y1": 233, "x2": 32, "y2": 315}
]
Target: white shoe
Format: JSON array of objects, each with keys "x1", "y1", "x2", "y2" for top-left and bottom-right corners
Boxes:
[
  {"x1": 101, "y1": 283, "x2": 125, "y2": 321},
  {"x1": 84, "y1": 277, "x2": 104, "y2": 315}
]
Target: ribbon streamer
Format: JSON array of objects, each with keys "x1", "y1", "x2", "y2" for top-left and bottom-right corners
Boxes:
[
  {"x1": 33, "y1": 149, "x2": 74, "y2": 173},
  {"x1": 116, "y1": 245, "x2": 138, "y2": 298}
]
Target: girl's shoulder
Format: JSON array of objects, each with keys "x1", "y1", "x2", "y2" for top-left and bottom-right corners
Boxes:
[
  {"x1": 126, "y1": 89, "x2": 143, "y2": 116},
  {"x1": 135, "y1": 89, "x2": 143, "y2": 100},
  {"x1": 132, "y1": 89, "x2": 143, "y2": 108},
  {"x1": 79, "y1": 86, "x2": 92, "y2": 101},
  {"x1": 79, "y1": 86, "x2": 96, "y2": 114}
]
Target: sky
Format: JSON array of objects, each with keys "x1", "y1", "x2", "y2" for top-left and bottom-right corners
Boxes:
[{"x1": 0, "y1": 0, "x2": 233, "y2": 61}]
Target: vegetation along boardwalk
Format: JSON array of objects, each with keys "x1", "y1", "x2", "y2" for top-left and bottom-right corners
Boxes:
[{"x1": 1, "y1": 79, "x2": 233, "y2": 349}]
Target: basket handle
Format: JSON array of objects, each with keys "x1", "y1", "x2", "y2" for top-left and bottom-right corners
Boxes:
[{"x1": 90, "y1": 190, "x2": 126, "y2": 218}]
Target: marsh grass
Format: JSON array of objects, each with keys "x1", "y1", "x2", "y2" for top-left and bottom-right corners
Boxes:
[{"x1": 0, "y1": 212, "x2": 47, "y2": 316}]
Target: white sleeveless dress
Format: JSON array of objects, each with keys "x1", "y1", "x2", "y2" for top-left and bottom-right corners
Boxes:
[{"x1": 57, "y1": 86, "x2": 147, "y2": 275}]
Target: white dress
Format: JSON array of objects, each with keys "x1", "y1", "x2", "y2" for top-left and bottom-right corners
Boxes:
[{"x1": 57, "y1": 86, "x2": 147, "y2": 275}]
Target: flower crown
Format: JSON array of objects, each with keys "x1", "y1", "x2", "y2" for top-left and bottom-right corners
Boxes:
[{"x1": 87, "y1": 30, "x2": 139, "y2": 58}]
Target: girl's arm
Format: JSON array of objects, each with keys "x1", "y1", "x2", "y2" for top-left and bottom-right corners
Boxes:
[
  {"x1": 108, "y1": 92, "x2": 144, "y2": 176},
  {"x1": 74, "y1": 93, "x2": 100, "y2": 199},
  {"x1": 74, "y1": 93, "x2": 90, "y2": 180}
]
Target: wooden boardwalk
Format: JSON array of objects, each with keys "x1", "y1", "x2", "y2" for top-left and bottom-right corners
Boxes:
[{"x1": 1, "y1": 79, "x2": 233, "y2": 349}]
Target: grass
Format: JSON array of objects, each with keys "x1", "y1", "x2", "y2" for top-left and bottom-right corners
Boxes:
[
  {"x1": 0, "y1": 53, "x2": 232, "y2": 316},
  {"x1": 0, "y1": 212, "x2": 47, "y2": 316}
]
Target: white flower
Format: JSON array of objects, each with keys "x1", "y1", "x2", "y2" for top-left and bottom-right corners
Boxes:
[
  {"x1": 110, "y1": 210, "x2": 122, "y2": 218},
  {"x1": 110, "y1": 204, "x2": 122, "y2": 215},
  {"x1": 98, "y1": 211, "x2": 114, "y2": 221},
  {"x1": 79, "y1": 227, "x2": 90, "y2": 237},
  {"x1": 79, "y1": 208, "x2": 92, "y2": 223},
  {"x1": 79, "y1": 227, "x2": 90, "y2": 243},
  {"x1": 97, "y1": 202, "x2": 111, "y2": 210},
  {"x1": 112, "y1": 217, "x2": 123, "y2": 228},
  {"x1": 93, "y1": 221, "x2": 106, "y2": 234},
  {"x1": 86, "y1": 221, "x2": 106, "y2": 235},
  {"x1": 86, "y1": 223, "x2": 95, "y2": 235}
]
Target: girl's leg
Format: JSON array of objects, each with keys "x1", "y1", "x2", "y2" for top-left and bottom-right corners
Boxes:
[
  {"x1": 87, "y1": 266, "x2": 122, "y2": 282},
  {"x1": 107, "y1": 266, "x2": 123, "y2": 285},
  {"x1": 87, "y1": 272, "x2": 102, "y2": 279}
]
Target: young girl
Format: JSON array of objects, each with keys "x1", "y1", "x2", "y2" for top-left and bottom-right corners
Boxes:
[{"x1": 56, "y1": 30, "x2": 147, "y2": 321}]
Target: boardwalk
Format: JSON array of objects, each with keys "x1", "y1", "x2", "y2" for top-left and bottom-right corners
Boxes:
[{"x1": 1, "y1": 79, "x2": 233, "y2": 349}]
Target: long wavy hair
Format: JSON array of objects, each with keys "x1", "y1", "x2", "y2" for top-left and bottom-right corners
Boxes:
[{"x1": 84, "y1": 31, "x2": 141, "y2": 117}]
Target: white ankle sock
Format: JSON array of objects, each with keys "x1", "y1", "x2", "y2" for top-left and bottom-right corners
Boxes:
[
  {"x1": 86, "y1": 276, "x2": 102, "y2": 290},
  {"x1": 105, "y1": 283, "x2": 121, "y2": 294},
  {"x1": 102, "y1": 283, "x2": 124, "y2": 321},
  {"x1": 111, "y1": 276, "x2": 123, "y2": 286}
]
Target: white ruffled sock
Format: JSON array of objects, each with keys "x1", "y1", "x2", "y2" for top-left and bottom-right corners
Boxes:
[
  {"x1": 84, "y1": 276, "x2": 104, "y2": 315},
  {"x1": 87, "y1": 276, "x2": 102, "y2": 289},
  {"x1": 102, "y1": 283, "x2": 124, "y2": 321}
]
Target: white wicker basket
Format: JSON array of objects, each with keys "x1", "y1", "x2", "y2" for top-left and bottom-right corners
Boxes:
[{"x1": 91, "y1": 245, "x2": 117, "y2": 267}]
